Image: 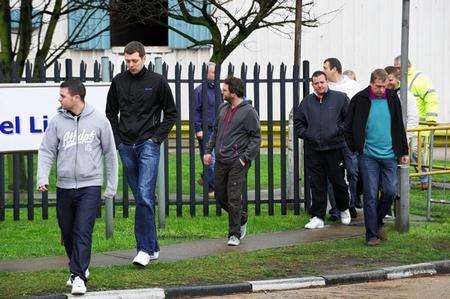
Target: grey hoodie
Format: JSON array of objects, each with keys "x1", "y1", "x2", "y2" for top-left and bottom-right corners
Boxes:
[{"x1": 37, "y1": 103, "x2": 118, "y2": 199}]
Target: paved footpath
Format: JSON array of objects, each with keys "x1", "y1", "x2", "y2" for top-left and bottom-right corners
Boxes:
[{"x1": 0, "y1": 220, "x2": 366, "y2": 272}]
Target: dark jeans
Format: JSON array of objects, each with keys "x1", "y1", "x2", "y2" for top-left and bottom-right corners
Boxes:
[
  {"x1": 56, "y1": 186, "x2": 101, "y2": 281},
  {"x1": 358, "y1": 154, "x2": 398, "y2": 241},
  {"x1": 307, "y1": 148, "x2": 349, "y2": 220},
  {"x1": 198, "y1": 128, "x2": 215, "y2": 192},
  {"x1": 215, "y1": 159, "x2": 249, "y2": 238},
  {"x1": 328, "y1": 145, "x2": 359, "y2": 216},
  {"x1": 119, "y1": 139, "x2": 160, "y2": 254}
]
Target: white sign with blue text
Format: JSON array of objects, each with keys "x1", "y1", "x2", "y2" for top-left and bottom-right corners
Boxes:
[{"x1": 0, "y1": 83, "x2": 110, "y2": 152}]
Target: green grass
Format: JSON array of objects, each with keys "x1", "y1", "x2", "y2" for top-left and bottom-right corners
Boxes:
[
  {"x1": 0, "y1": 205, "x2": 309, "y2": 260},
  {"x1": 1, "y1": 220, "x2": 449, "y2": 298}
]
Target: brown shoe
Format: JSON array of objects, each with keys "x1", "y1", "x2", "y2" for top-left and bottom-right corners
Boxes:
[
  {"x1": 421, "y1": 182, "x2": 429, "y2": 190},
  {"x1": 366, "y1": 238, "x2": 381, "y2": 246},
  {"x1": 377, "y1": 228, "x2": 388, "y2": 241}
]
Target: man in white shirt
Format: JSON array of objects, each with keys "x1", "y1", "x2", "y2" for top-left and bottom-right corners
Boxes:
[{"x1": 323, "y1": 58, "x2": 361, "y2": 219}]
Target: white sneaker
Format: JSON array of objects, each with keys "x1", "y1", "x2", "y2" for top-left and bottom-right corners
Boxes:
[
  {"x1": 132, "y1": 251, "x2": 151, "y2": 266},
  {"x1": 71, "y1": 276, "x2": 86, "y2": 295},
  {"x1": 304, "y1": 217, "x2": 324, "y2": 229},
  {"x1": 149, "y1": 251, "x2": 160, "y2": 260},
  {"x1": 340, "y1": 209, "x2": 351, "y2": 225},
  {"x1": 240, "y1": 222, "x2": 247, "y2": 240},
  {"x1": 66, "y1": 268, "x2": 90, "y2": 286},
  {"x1": 227, "y1": 235, "x2": 240, "y2": 246}
]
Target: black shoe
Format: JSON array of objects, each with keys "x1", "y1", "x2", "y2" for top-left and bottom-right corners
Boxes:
[
  {"x1": 349, "y1": 207, "x2": 358, "y2": 219},
  {"x1": 328, "y1": 214, "x2": 339, "y2": 222}
]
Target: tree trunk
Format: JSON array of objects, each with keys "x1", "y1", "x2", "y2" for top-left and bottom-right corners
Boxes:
[
  {"x1": 32, "y1": 0, "x2": 63, "y2": 80},
  {"x1": 16, "y1": 0, "x2": 33, "y2": 78},
  {"x1": 0, "y1": 2, "x2": 12, "y2": 80}
]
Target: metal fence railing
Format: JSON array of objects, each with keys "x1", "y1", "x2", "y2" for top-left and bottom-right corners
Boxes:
[{"x1": 0, "y1": 59, "x2": 311, "y2": 221}]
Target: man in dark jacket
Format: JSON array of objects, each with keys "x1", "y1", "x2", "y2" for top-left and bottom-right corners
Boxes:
[
  {"x1": 295, "y1": 70, "x2": 351, "y2": 229},
  {"x1": 194, "y1": 63, "x2": 220, "y2": 197},
  {"x1": 204, "y1": 77, "x2": 261, "y2": 246},
  {"x1": 344, "y1": 69, "x2": 409, "y2": 246},
  {"x1": 105, "y1": 41, "x2": 177, "y2": 266}
]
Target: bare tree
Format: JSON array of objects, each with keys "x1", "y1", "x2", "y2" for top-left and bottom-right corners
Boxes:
[
  {"x1": 110, "y1": 0, "x2": 324, "y2": 64},
  {"x1": 0, "y1": 0, "x2": 110, "y2": 80}
]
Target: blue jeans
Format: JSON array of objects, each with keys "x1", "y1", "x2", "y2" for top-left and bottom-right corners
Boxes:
[
  {"x1": 358, "y1": 154, "x2": 398, "y2": 241},
  {"x1": 119, "y1": 139, "x2": 160, "y2": 254},
  {"x1": 56, "y1": 186, "x2": 101, "y2": 281},
  {"x1": 198, "y1": 128, "x2": 215, "y2": 192},
  {"x1": 328, "y1": 145, "x2": 359, "y2": 216}
]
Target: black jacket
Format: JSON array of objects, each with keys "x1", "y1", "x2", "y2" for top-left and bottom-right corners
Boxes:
[
  {"x1": 105, "y1": 67, "x2": 177, "y2": 147},
  {"x1": 294, "y1": 89, "x2": 349, "y2": 151},
  {"x1": 206, "y1": 100, "x2": 261, "y2": 164},
  {"x1": 344, "y1": 87, "x2": 408, "y2": 158}
]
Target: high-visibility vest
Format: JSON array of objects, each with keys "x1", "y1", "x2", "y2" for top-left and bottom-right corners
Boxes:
[{"x1": 408, "y1": 67, "x2": 439, "y2": 123}]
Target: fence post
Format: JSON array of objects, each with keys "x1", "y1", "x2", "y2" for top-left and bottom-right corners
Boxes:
[
  {"x1": 154, "y1": 56, "x2": 166, "y2": 228},
  {"x1": 100, "y1": 57, "x2": 113, "y2": 238},
  {"x1": 302, "y1": 60, "x2": 310, "y2": 212},
  {"x1": 395, "y1": 164, "x2": 410, "y2": 232}
]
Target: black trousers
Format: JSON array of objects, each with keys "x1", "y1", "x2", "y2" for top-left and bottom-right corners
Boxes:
[
  {"x1": 56, "y1": 186, "x2": 101, "y2": 281},
  {"x1": 215, "y1": 159, "x2": 249, "y2": 238},
  {"x1": 307, "y1": 148, "x2": 349, "y2": 220}
]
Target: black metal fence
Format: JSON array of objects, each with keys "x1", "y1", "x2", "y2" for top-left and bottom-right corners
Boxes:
[{"x1": 0, "y1": 59, "x2": 311, "y2": 221}]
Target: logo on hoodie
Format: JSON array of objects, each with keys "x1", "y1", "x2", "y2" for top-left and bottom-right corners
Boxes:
[{"x1": 62, "y1": 129, "x2": 96, "y2": 150}]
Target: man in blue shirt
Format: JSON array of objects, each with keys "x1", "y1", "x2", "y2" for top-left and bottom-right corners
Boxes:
[
  {"x1": 344, "y1": 69, "x2": 409, "y2": 246},
  {"x1": 194, "y1": 63, "x2": 220, "y2": 197}
]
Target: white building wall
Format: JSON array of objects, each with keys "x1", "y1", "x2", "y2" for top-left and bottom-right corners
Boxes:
[{"x1": 12, "y1": 0, "x2": 450, "y2": 121}]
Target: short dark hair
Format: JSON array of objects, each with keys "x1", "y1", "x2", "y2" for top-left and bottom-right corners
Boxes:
[
  {"x1": 370, "y1": 69, "x2": 388, "y2": 83},
  {"x1": 224, "y1": 76, "x2": 244, "y2": 98},
  {"x1": 60, "y1": 79, "x2": 86, "y2": 101},
  {"x1": 384, "y1": 66, "x2": 400, "y2": 79},
  {"x1": 311, "y1": 70, "x2": 327, "y2": 80},
  {"x1": 124, "y1": 41, "x2": 145, "y2": 57},
  {"x1": 324, "y1": 57, "x2": 342, "y2": 74}
]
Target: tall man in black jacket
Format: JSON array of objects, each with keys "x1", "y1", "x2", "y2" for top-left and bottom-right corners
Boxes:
[
  {"x1": 344, "y1": 69, "x2": 408, "y2": 246},
  {"x1": 204, "y1": 77, "x2": 261, "y2": 246},
  {"x1": 295, "y1": 71, "x2": 351, "y2": 229},
  {"x1": 106, "y1": 41, "x2": 177, "y2": 266}
]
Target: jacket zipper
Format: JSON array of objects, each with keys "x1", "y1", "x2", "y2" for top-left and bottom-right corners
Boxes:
[{"x1": 74, "y1": 116, "x2": 79, "y2": 188}]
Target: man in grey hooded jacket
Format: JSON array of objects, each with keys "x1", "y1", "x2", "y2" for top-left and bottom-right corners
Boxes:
[{"x1": 37, "y1": 79, "x2": 118, "y2": 295}]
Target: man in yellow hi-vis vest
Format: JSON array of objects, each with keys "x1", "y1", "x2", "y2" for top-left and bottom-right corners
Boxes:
[{"x1": 394, "y1": 56, "x2": 439, "y2": 188}]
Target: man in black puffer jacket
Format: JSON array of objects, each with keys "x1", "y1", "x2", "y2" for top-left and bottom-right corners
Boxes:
[{"x1": 294, "y1": 70, "x2": 351, "y2": 229}]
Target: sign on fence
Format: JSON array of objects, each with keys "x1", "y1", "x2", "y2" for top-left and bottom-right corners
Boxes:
[{"x1": 0, "y1": 83, "x2": 110, "y2": 152}]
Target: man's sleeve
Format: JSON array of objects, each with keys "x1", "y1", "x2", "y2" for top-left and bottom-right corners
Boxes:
[
  {"x1": 152, "y1": 77, "x2": 177, "y2": 143},
  {"x1": 100, "y1": 118, "x2": 118, "y2": 199},
  {"x1": 193, "y1": 86, "x2": 202, "y2": 133},
  {"x1": 105, "y1": 79, "x2": 121, "y2": 148},
  {"x1": 242, "y1": 108, "x2": 261, "y2": 162},
  {"x1": 414, "y1": 74, "x2": 439, "y2": 122},
  {"x1": 37, "y1": 120, "x2": 58, "y2": 187},
  {"x1": 294, "y1": 99, "x2": 308, "y2": 140},
  {"x1": 344, "y1": 98, "x2": 356, "y2": 152}
]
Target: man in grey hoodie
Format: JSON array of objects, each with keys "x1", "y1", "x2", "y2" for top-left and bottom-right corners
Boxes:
[
  {"x1": 204, "y1": 77, "x2": 261, "y2": 246},
  {"x1": 37, "y1": 79, "x2": 118, "y2": 295}
]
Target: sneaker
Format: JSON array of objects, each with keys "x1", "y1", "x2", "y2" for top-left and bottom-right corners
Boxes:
[
  {"x1": 240, "y1": 222, "x2": 247, "y2": 240},
  {"x1": 71, "y1": 276, "x2": 86, "y2": 295},
  {"x1": 66, "y1": 269, "x2": 90, "y2": 286},
  {"x1": 304, "y1": 217, "x2": 324, "y2": 229},
  {"x1": 366, "y1": 238, "x2": 381, "y2": 246},
  {"x1": 132, "y1": 251, "x2": 151, "y2": 266},
  {"x1": 208, "y1": 191, "x2": 215, "y2": 198},
  {"x1": 349, "y1": 207, "x2": 358, "y2": 219},
  {"x1": 340, "y1": 209, "x2": 351, "y2": 225},
  {"x1": 227, "y1": 235, "x2": 240, "y2": 246},
  {"x1": 149, "y1": 251, "x2": 160, "y2": 261}
]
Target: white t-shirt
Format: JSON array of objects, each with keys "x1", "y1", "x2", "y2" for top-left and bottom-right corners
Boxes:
[{"x1": 328, "y1": 75, "x2": 360, "y2": 100}]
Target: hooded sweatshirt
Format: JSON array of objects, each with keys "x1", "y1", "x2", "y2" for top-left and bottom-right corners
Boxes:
[
  {"x1": 37, "y1": 103, "x2": 118, "y2": 199},
  {"x1": 206, "y1": 100, "x2": 261, "y2": 164}
]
